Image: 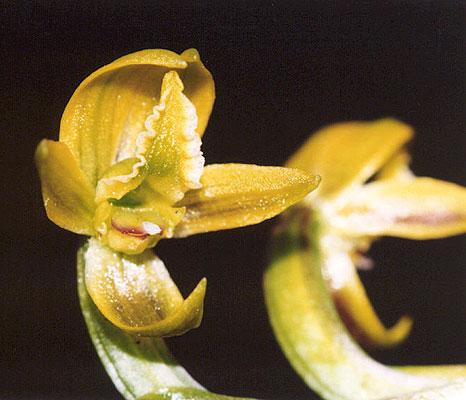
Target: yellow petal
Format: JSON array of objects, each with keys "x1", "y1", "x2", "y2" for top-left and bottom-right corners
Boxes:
[
  {"x1": 179, "y1": 48, "x2": 215, "y2": 139},
  {"x1": 173, "y1": 164, "x2": 321, "y2": 237},
  {"x1": 333, "y1": 177, "x2": 466, "y2": 239},
  {"x1": 286, "y1": 119, "x2": 413, "y2": 200},
  {"x1": 95, "y1": 158, "x2": 144, "y2": 204},
  {"x1": 141, "y1": 70, "x2": 205, "y2": 202},
  {"x1": 35, "y1": 139, "x2": 95, "y2": 235},
  {"x1": 96, "y1": 70, "x2": 204, "y2": 204},
  {"x1": 59, "y1": 49, "x2": 214, "y2": 187},
  {"x1": 84, "y1": 238, "x2": 205, "y2": 337},
  {"x1": 325, "y1": 251, "x2": 412, "y2": 348},
  {"x1": 377, "y1": 150, "x2": 414, "y2": 181}
]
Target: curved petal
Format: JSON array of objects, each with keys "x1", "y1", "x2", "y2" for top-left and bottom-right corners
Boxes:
[
  {"x1": 60, "y1": 49, "x2": 214, "y2": 187},
  {"x1": 96, "y1": 70, "x2": 204, "y2": 204},
  {"x1": 84, "y1": 238, "x2": 206, "y2": 337},
  {"x1": 179, "y1": 49, "x2": 215, "y2": 139},
  {"x1": 319, "y1": 237, "x2": 412, "y2": 348},
  {"x1": 285, "y1": 119, "x2": 413, "y2": 201},
  {"x1": 376, "y1": 150, "x2": 414, "y2": 181},
  {"x1": 333, "y1": 177, "x2": 466, "y2": 239},
  {"x1": 79, "y1": 241, "x2": 255, "y2": 400},
  {"x1": 173, "y1": 164, "x2": 321, "y2": 237},
  {"x1": 35, "y1": 139, "x2": 95, "y2": 235},
  {"x1": 95, "y1": 157, "x2": 145, "y2": 204},
  {"x1": 325, "y1": 252, "x2": 412, "y2": 348}
]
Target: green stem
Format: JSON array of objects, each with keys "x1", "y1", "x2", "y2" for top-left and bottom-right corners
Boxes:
[
  {"x1": 77, "y1": 239, "x2": 254, "y2": 400},
  {"x1": 263, "y1": 211, "x2": 465, "y2": 400}
]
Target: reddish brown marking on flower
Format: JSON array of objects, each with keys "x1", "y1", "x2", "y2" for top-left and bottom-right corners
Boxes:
[
  {"x1": 332, "y1": 292, "x2": 379, "y2": 349},
  {"x1": 353, "y1": 252, "x2": 374, "y2": 271},
  {"x1": 322, "y1": 270, "x2": 371, "y2": 345},
  {"x1": 111, "y1": 220, "x2": 150, "y2": 239},
  {"x1": 344, "y1": 207, "x2": 464, "y2": 226},
  {"x1": 395, "y1": 213, "x2": 463, "y2": 225}
]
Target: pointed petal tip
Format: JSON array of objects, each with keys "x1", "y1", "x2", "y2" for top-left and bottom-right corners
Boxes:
[
  {"x1": 385, "y1": 315, "x2": 413, "y2": 344},
  {"x1": 84, "y1": 239, "x2": 206, "y2": 338},
  {"x1": 133, "y1": 275, "x2": 207, "y2": 337},
  {"x1": 330, "y1": 260, "x2": 413, "y2": 348},
  {"x1": 286, "y1": 118, "x2": 414, "y2": 198},
  {"x1": 35, "y1": 139, "x2": 95, "y2": 235},
  {"x1": 182, "y1": 48, "x2": 200, "y2": 62},
  {"x1": 358, "y1": 314, "x2": 413, "y2": 349},
  {"x1": 173, "y1": 164, "x2": 321, "y2": 237}
]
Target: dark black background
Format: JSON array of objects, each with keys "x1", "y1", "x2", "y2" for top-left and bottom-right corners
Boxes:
[{"x1": 1, "y1": 1, "x2": 465, "y2": 399}]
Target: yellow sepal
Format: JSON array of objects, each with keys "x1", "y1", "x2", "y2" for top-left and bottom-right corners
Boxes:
[
  {"x1": 286, "y1": 119, "x2": 413, "y2": 200},
  {"x1": 174, "y1": 164, "x2": 321, "y2": 237},
  {"x1": 59, "y1": 49, "x2": 214, "y2": 187},
  {"x1": 35, "y1": 139, "x2": 95, "y2": 235},
  {"x1": 178, "y1": 48, "x2": 216, "y2": 138},
  {"x1": 376, "y1": 150, "x2": 414, "y2": 181},
  {"x1": 84, "y1": 238, "x2": 205, "y2": 337},
  {"x1": 333, "y1": 177, "x2": 466, "y2": 239}
]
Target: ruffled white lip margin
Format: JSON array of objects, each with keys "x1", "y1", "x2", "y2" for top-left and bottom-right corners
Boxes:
[{"x1": 102, "y1": 70, "x2": 204, "y2": 193}]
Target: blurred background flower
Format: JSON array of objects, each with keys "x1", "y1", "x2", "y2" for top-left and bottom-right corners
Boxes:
[{"x1": 1, "y1": 1, "x2": 464, "y2": 399}]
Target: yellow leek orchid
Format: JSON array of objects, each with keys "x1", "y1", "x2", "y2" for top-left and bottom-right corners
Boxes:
[
  {"x1": 264, "y1": 119, "x2": 466, "y2": 399},
  {"x1": 286, "y1": 118, "x2": 466, "y2": 348},
  {"x1": 35, "y1": 49, "x2": 320, "y2": 338}
]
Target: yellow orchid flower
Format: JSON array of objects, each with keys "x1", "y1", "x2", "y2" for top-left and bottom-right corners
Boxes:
[
  {"x1": 35, "y1": 49, "x2": 320, "y2": 338},
  {"x1": 286, "y1": 118, "x2": 466, "y2": 348},
  {"x1": 264, "y1": 119, "x2": 466, "y2": 399}
]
